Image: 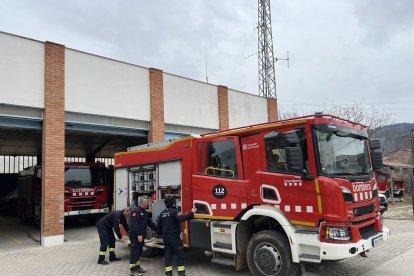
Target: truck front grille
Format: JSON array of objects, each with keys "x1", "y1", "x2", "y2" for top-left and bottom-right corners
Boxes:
[
  {"x1": 354, "y1": 204, "x2": 374, "y2": 217},
  {"x1": 71, "y1": 197, "x2": 96, "y2": 203},
  {"x1": 359, "y1": 223, "x2": 380, "y2": 239},
  {"x1": 72, "y1": 206, "x2": 94, "y2": 211}
]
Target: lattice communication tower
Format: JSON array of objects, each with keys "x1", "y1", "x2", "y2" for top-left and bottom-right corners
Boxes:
[{"x1": 258, "y1": 0, "x2": 276, "y2": 98}]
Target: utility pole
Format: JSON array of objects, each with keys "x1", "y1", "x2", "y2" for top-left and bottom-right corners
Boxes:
[{"x1": 390, "y1": 167, "x2": 394, "y2": 203}]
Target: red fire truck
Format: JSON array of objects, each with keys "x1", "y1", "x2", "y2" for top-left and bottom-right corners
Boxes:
[
  {"x1": 114, "y1": 114, "x2": 390, "y2": 276},
  {"x1": 17, "y1": 162, "x2": 111, "y2": 225},
  {"x1": 376, "y1": 170, "x2": 405, "y2": 199}
]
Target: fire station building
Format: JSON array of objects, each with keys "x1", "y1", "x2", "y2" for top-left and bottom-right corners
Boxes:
[{"x1": 0, "y1": 31, "x2": 277, "y2": 246}]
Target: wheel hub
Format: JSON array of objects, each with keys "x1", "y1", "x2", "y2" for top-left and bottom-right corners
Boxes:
[{"x1": 255, "y1": 243, "x2": 282, "y2": 275}]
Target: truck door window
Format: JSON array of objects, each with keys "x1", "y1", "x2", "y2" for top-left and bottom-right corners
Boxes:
[
  {"x1": 265, "y1": 135, "x2": 288, "y2": 172},
  {"x1": 265, "y1": 128, "x2": 309, "y2": 173},
  {"x1": 197, "y1": 140, "x2": 238, "y2": 178}
]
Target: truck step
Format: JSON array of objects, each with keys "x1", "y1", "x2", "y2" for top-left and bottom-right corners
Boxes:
[
  {"x1": 299, "y1": 254, "x2": 320, "y2": 262},
  {"x1": 213, "y1": 242, "x2": 233, "y2": 250},
  {"x1": 211, "y1": 257, "x2": 235, "y2": 267},
  {"x1": 212, "y1": 223, "x2": 232, "y2": 229}
]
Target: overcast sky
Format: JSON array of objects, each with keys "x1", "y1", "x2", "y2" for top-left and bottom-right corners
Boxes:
[{"x1": 1, "y1": 0, "x2": 413, "y2": 123}]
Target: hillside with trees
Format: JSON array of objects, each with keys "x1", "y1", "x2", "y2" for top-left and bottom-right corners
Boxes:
[{"x1": 372, "y1": 123, "x2": 414, "y2": 155}]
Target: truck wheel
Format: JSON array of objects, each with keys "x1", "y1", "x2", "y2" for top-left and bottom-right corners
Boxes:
[
  {"x1": 141, "y1": 227, "x2": 161, "y2": 258},
  {"x1": 246, "y1": 230, "x2": 300, "y2": 276}
]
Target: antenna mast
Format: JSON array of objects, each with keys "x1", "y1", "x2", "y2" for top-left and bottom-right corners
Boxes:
[{"x1": 258, "y1": 0, "x2": 276, "y2": 99}]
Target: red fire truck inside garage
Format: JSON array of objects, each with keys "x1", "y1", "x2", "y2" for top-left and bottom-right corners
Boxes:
[
  {"x1": 18, "y1": 162, "x2": 111, "y2": 225},
  {"x1": 114, "y1": 114, "x2": 390, "y2": 276}
]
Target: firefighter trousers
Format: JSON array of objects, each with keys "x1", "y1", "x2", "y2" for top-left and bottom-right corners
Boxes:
[
  {"x1": 97, "y1": 223, "x2": 116, "y2": 253},
  {"x1": 164, "y1": 234, "x2": 185, "y2": 272},
  {"x1": 129, "y1": 233, "x2": 144, "y2": 270}
]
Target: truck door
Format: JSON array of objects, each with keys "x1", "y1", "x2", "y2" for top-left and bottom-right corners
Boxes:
[
  {"x1": 260, "y1": 127, "x2": 320, "y2": 227},
  {"x1": 192, "y1": 137, "x2": 246, "y2": 219},
  {"x1": 114, "y1": 168, "x2": 129, "y2": 210}
]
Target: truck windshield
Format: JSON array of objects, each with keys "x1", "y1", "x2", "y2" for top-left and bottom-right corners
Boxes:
[
  {"x1": 314, "y1": 127, "x2": 371, "y2": 178},
  {"x1": 64, "y1": 167, "x2": 107, "y2": 187}
]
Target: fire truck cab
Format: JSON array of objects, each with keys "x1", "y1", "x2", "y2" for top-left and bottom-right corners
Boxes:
[
  {"x1": 114, "y1": 114, "x2": 390, "y2": 276},
  {"x1": 18, "y1": 162, "x2": 111, "y2": 225}
]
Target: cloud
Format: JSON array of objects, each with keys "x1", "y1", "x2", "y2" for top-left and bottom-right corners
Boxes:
[
  {"x1": 0, "y1": 0, "x2": 413, "y2": 122},
  {"x1": 353, "y1": 0, "x2": 414, "y2": 45}
]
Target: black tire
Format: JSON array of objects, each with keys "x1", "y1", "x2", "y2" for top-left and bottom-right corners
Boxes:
[
  {"x1": 246, "y1": 230, "x2": 300, "y2": 276},
  {"x1": 141, "y1": 227, "x2": 162, "y2": 258}
]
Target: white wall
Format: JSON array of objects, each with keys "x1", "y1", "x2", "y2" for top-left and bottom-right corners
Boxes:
[
  {"x1": 0, "y1": 33, "x2": 45, "y2": 109},
  {"x1": 228, "y1": 89, "x2": 268, "y2": 128},
  {"x1": 65, "y1": 49, "x2": 150, "y2": 121},
  {"x1": 164, "y1": 73, "x2": 219, "y2": 129}
]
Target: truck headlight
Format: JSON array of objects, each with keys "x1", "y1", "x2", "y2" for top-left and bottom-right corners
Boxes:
[
  {"x1": 326, "y1": 226, "x2": 351, "y2": 240},
  {"x1": 100, "y1": 202, "x2": 108, "y2": 208},
  {"x1": 341, "y1": 186, "x2": 353, "y2": 202}
]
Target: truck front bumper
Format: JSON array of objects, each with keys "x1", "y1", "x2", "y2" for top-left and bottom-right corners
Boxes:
[
  {"x1": 320, "y1": 226, "x2": 390, "y2": 260},
  {"x1": 64, "y1": 207, "x2": 109, "y2": 217}
]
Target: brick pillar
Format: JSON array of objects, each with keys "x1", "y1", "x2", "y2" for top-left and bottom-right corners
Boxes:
[
  {"x1": 267, "y1": 97, "x2": 278, "y2": 122},
  {"x1": 41, "y1": 41, "x2": 65, "y2": 246},
  {"x1": 218, "y1": 85, "x2": 229, "y2": 130},
  {"x1": 149, "y1": 68, "x2": 164, "y2": 142}
]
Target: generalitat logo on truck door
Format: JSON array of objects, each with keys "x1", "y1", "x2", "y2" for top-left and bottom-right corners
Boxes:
[{"x1": 242, "y1": 142, "x2": 259, "y2": 150}]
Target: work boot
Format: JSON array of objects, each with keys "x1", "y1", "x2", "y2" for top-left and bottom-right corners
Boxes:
[
  {"x1": 97, "y1": 260, "x2": 109, "y2": 265},
  {"x1": 109, "y1": 255, "x2": 121, "y2": 261},
  {"x1": 97, "y1": 254, "x2": 108, "y2": 265},
  {"x1": 130, "y1": 270, "x2": 142, "y2": 276},
  {"x1": 178, "y1": 271, "x2": 186, "y2": 276},
  {"x1": 109, "y1": 250, "x2": 121, "y2": 261},
  {"x1": 165, "y1": 271, "x2": 173, "y2": 276},
  {"x1": 136, "y1": 266, "x2": 147, "y2": 273}
]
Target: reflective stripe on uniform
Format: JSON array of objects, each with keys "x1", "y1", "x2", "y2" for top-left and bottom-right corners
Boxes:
[
  {"x1": 136, "y1": 261, "x2": 141, "y2": 265},
  {"x1": 177, "y1": 266, "x2": 185, "y2": 271},
  {"x1": 165, "y1": 266, "x2": 173, "y2": 272},
  {"x1": 130, "y1": 264, "x2": 136, "y2": 268},
  {"x1": 109, "y1": 248, "x2": 115, "y2": 252},
  {"x1": 99, "y1": 251, "x2": 106, "y2": 256}
]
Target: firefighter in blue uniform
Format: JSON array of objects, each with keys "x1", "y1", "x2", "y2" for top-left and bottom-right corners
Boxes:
[
  {"x1": 129, "y1": 196, "x2": 157, "y2": 275},
  {"x1": 96, "y1": 207, "x2": 131, "y2": 264},
  {"x1": 157, "y1": 195, "x2": 197, "y2": 276}
]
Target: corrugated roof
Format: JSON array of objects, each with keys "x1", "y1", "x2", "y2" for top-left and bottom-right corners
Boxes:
[{"x1": 383, "y1": 149, "x2": 414, "y2": 168}]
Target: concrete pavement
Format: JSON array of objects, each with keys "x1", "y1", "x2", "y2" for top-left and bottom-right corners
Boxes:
[
  {"x1": 0, "y1": 200, "x2": 413, "y2": 276},
  {"x1": 362, "y1": 245, "x2": 414, "y2": 276}
]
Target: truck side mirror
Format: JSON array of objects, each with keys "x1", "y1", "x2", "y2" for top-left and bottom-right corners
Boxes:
[
  {"x1": 285, "y1": 147, "x2": 304, "y2": 173},
  {"x1": 369, "y1": 139, "x2": 381, "y2": 150},
  {"x1": 371, "y1": 151, "x2": 383, "y2": 171}
]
